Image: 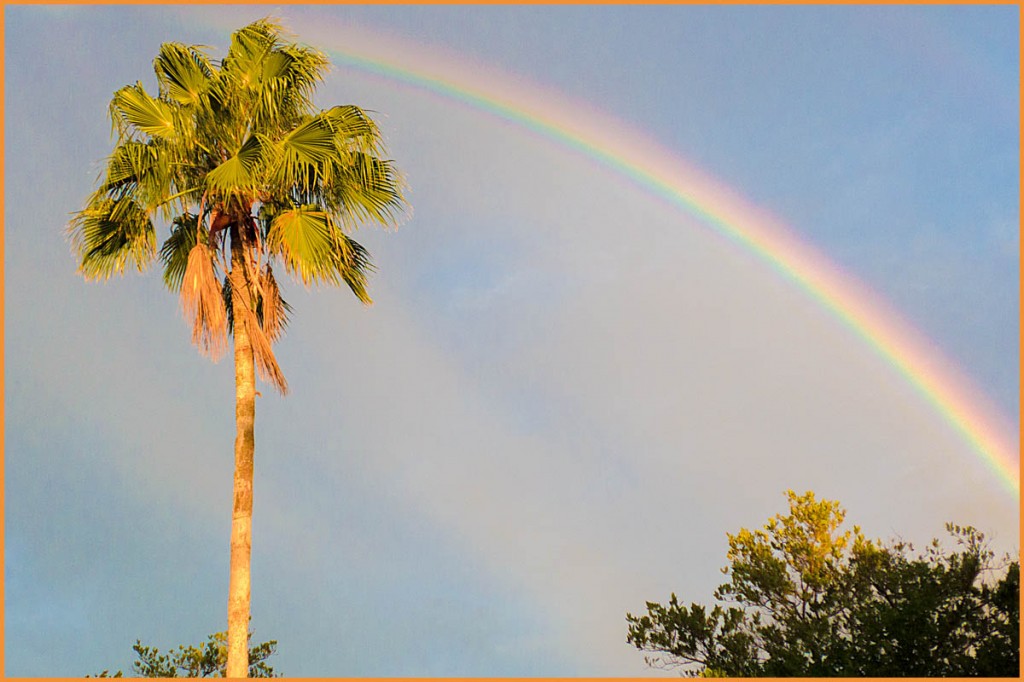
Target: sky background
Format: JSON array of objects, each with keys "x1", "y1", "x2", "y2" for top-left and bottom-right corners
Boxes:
[{"x1": 4, "y1": 5, "x2": 1019, "y2": 676}]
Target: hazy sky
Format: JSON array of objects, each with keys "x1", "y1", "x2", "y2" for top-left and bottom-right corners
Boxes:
[{"x1": 5, "y1": 5, "x2": 1019, "y2": 676}]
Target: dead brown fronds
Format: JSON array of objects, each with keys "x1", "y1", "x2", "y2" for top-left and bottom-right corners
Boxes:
[
  {"x1": 236, "y1": 294, "x2": 289, "y2": 396},
  {"x1": 259, "y1": 263, "x2": 286, "y2": 343},
  {"x1": 181, "y1": 242, "x2": 228, "y2": 359}
]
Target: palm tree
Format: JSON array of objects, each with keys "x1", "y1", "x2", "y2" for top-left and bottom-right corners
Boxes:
[{"x1": 68, "y1": 19, "x2": 406, "y2": 677}]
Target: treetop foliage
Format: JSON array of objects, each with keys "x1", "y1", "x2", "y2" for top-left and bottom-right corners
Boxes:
[
  {"x1": 90, "y1": 631, "x2": 278, "y2": 678},
  {"x1": 627, "y1": 490, "x2": 1019, "y2": 677},
  {"x1": 68, "y1": 18, "x2": 407, "y2": 393}
]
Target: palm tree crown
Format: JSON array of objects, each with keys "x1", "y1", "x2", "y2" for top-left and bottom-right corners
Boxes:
[{"x1": 70, "y1": 18, "x2": 406, "y2": 391}]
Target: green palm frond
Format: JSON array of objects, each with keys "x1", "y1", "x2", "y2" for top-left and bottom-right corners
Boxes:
[
  {"x1": 260, "y1": 49, "x2": 294, "y2": 82},
  {"x1": 263, "y1": 107, "x2": 404, "y2": 226},
  {"x1": 205, "y1": 134, "x2": 266, "y2": 200},
  {"x1": 250, "y1": 46, "x2": 328, "y2": 133},
  {"x1": 100, "y1": 140, "x2": 195, "y2": 221},
  {"x1": 110, "y1": 83, "x2": 178, "y2": 141},
  {"x1": 266, "y1": 206, "x2": 334, "y2": 283},
  {"x1": 217, "y1": 20, "x2": 329, "y2": 141},
  {"x1": 222, "y1": 275, "x2": 234, "y2": 333},
  {"x1": 264, "y1": 204, "x2": 375, "y2": 300},
  {"x1": 332, "y1": 231, "x2": 374, "y2": 304},
  {"x1": 100, "y1": 141, "x2": 164, "y2": 211},
  {"x1": 266, "y1": 44, "x2": 328, "y2": 97},
  {"x1": 328, "y1": 153, "x2": 405, "y2": 228},
  {"x1": 69, "y1": 197, "x2": 157, "y2": 280},
  {"x1": 160, "y1": 213, "x2": 209, "y2": 291},
  {"x1": 323, "y1": 105, "x2": 382, "y2": 153},
  {"x1": 101, "y1": 141, "x2": 156, "y2": 195},
  {"x1": 153, "y1": 42, "x2": 215, "y2": 107},
  {"x1": 222, "y1": 19, "x2": 280, "y2": 84},
  {"x1": 263, "y1": 114, "x2": 336, "y2": 191},
  {"x1": 281, "y1": 115, "x2": 338, "y2": 166}
]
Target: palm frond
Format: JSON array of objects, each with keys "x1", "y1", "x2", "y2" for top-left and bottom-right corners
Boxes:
[
  {"x1": 251, "y1": 45, "x2": 328, "y2": 132},
  {"x1": 68, "y1": 197, "x2": 157, "y2": 280},
  {"x1": 328, "y1": 153, "x2": 406, "y2": 228},
  {"x1": 224, "y1": 19, "x2": 281, "y2": 72},
  {"x1": 222, "y1": 275, "x2": 235, "y2": 334},
  {"x1": 110, "y1": 82, "x2": 178, "y2": 141},
  {"x1": 323, "y1": 105, "x2": 382, "y2": 153},
  {"x1": 280, "y1": 115, "x2": 337, "y2": 167},
  {"x1": 231, "y1": 281, "x2": 288, "y2": 395},
  {"x1": 220, "y1": 19, "x2": 280, "y2": 108},
  {"x1": 257, "y1": 263, "x2": 289, "y2": 342},
  {"x1": 332, "y1": 231, "x2": 375, "y2": 304},
  {"x1": 264, "y1": 107, "x2": 406, "y2": 229},
  {"x1": 160, "y1": 213, "x2": 209, "y2": 291},
  {"x1": 260, "y1": 48, "x2": 294, "y2": 82},
  {"x1": 215, "y1": 19, "x2": 331, "y2": 143},
  {"x1": 262, "y1": 115, "x2": 331, "y2": 192},
  {"x1": 100, "y1": 140, "x2": 157, "y2": 196},
  {"x1": 265, "y1": 206, "x2": 334, "y2": 284},
  {"x1": 246, "y1": 305, "x2": 289, "y2": 395},
  {"x1": 224, "y1": 263, "x2": 289, "y2": 393},
  {"x1": 205, "y1": 134, "x2": 266, "y2": 200},
  {"x1": 180, "y1": 242, "x2": 228, "y2": 359},
  {"x1": 99, "y1": 140, "x2": 195, "y2": 222},
  {"x1": 153, "y1": 42, "x2": 215, "y2": 107},
  {"x1": 267, "y1": 43, "x2": 329, "y2": 97},
  {"x1": 264, "y1": 204, "x2": 376, "y2": 300},
  {"x1": 222, "y1": 273, "x2": 291, "y2": 339}
]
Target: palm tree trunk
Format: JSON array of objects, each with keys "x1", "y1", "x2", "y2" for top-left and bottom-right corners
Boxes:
[{"x1": 226, "y1": 231, "x2": 255, "y2": 678}]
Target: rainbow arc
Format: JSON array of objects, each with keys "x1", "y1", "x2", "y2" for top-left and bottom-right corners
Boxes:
[{"x1": 206, "y1": 14, "x2": 1020, "y2": 497}]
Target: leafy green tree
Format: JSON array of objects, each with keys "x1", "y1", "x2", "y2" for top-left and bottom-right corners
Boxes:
[
  {"x1": 626, "y1": 490, "x2": 1019, "y2": 676},
  {"x1": 69, "y1": 19, "x2": 406, "y2": 676},
  {"x1": 842, "y1": 524, "x2": 1019, "y2": 676},
  {"x1": 90, "y1": 631, "x2": 278, "y2": 677}
]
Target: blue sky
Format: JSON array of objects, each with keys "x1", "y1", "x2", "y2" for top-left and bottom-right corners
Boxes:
[{"x1": 4, "y1": 5, "x2": 1019, "y2": 676}]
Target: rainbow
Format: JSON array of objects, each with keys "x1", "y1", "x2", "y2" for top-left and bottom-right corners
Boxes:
[{"x1": 206, "y1": 13, "x2": 1020, "y2": 497}]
